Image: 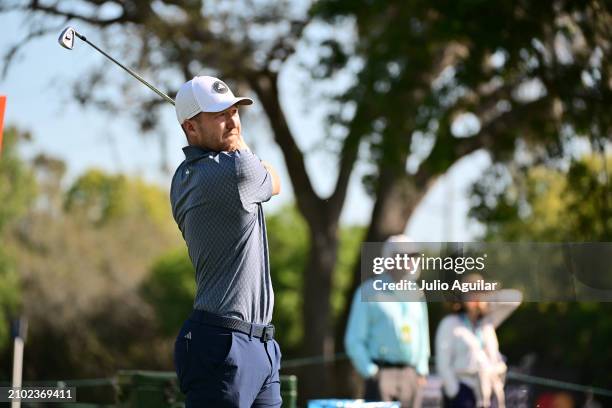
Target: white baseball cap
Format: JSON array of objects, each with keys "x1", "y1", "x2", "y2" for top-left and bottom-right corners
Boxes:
[{"x1": 175, "y1": 76, "x2": 253, "y2": 124}]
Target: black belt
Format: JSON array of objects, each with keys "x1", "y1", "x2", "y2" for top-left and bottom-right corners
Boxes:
[
  {"x1": 373, "y1": 359, "x2": 411, "y2": 369},
  {"x1": 190, "y1": 310, "x2": 275, "y2": 341}
]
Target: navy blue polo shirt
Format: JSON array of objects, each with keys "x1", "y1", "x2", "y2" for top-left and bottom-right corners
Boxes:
[{"x1": 170, "y1": 146, "x2": 274, "y2": 324}]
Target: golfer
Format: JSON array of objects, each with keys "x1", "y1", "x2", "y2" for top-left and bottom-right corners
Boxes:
[{"x1": 170, "y1": 76, "x2": 281, "y2": 407}]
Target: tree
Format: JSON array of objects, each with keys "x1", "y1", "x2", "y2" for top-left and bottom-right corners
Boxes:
[
  {"x1": 65, "y1": 168, "x2": 175, "y2": 233},
  {"x1": 0, "y1": 127, "x2": 35, "y2": 353},
  {"x1": 469, "y1": 153, "x2": 612, "y2": 391},
  {"x1": 4, "y1": 2, "x2": 610, "y2": 395},
  {"x1": 2, "y1": 1, "x2": 352, "y2": 369},
  {"x1": 312, "y1": 0, "x2": 611, "y2": 350},
  {"x1": 470, "y1": 153, "x2": 611, "y2": 241},
  {"x1": 1, "y1": 153, "x2": 183, "y2": 378},
  {"x1": 266, "y1": 206, "x2": 364, "y2": 354},
  {"x1": 141, "y1": 247, "x2": 195, "y2": 337},
  {"x1": 0, "y1": 127, "x2": 36, "y2": 232}
]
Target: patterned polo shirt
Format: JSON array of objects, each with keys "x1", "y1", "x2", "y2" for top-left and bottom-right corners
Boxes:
[{"x1": 170, "y1": 146, "x2": 274, "y2": 324}]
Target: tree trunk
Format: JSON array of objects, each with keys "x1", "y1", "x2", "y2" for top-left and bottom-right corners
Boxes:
[
  {"x1": 303, "y1": 221, "x2": 338, "y2": 358},
  {"x1": 298, "y1": 218, "x2": 339, "y2": 399},
  {"x1": 249, "y1": 71, "x2": 346, "y2": 398},
  {"x1": 333, "y1": 168, "x2": 434, "y2": 397},
  {"x1": 350, "y1": 168, "x2": 431, "y2": 303}
]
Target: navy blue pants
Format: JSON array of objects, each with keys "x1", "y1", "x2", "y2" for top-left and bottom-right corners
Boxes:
[{"x1": 174, "y1": 317, "x2": 282, "y2": 407}]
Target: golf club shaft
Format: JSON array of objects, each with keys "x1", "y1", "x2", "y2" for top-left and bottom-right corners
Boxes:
[{"x1": 74, "y1": 32, "x2": 175, "y2": 106}]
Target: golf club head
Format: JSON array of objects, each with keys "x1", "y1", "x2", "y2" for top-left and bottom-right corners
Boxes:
[{"x1": 58, "y1": 27, "x2": 76, "y2": 50}]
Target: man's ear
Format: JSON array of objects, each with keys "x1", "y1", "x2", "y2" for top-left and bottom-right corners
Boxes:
[
  {"x1": 182, "y1": 120, "x2": 192, "y2": 134},
  {"x1": 182, "y1": 121, "x2": 194, "y2": 140}
]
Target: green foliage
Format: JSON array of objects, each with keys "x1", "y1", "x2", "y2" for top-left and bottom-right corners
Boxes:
[
  {"x1": 564, "y1": 157, "x2": 612, "y2": 240},
  {"x1": 0, "y1": 144, "x2": 183, "y2": 377},
  {"x1": 8, "y1": 3, "x2": 609, "y2": 383},
  {"x1": 65, "y1": 170, "x2": 128, "y2": 224},
  {"x1": 267, "y1": 206, "x2": 364, "y2": 353},
  {"x1": 498, "y1": 302, "x2": 612, "y2": 388},
  {"x1": 267, "y1": 206, "x2": 309, "y2": 352},
  {"x1": 65, "y1": 169, "x2": 173, "y2": 230},
  {"x1": 0, "y1": 127, "x2": 35, "y2": 350},
  {"x1": 0, "y1": 257, "x2": 20, "y2": 350},
  {"x1": 141, "y1": 248, "x2": 196, "y2": 337},
  {"x1": 312, "y1": 0, "x2": 610, "y2": 185},
  {"x1": 469, "y1": 153, "x2": 612, "y2": 387},
  {"x1": 332, "y1": 225, "x2": 366, "y2": 319},
  {"x1": 470, "y1": 153, "x2": 612, "y2": 240},
  {"x1": 0, "y1": 127, "x2": 36, "y2": 230}
]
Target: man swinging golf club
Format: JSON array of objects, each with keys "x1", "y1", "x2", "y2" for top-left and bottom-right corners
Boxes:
[{"x1": 170, "y1": 76, "x2": 282, "y2": 407}]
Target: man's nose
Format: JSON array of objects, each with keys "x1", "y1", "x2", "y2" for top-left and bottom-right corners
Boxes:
[{"x1": 226, "y1": 113, "x2": 236, "y2": 129}]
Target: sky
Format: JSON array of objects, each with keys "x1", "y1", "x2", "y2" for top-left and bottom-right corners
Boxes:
[{"x1": 0, "y1": 9, "x2": 488, "y2": 241}]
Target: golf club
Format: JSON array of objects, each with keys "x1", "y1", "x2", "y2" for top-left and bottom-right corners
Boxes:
[{"x1": 58, "y1": 27, "x2": 175, "y2": 106}]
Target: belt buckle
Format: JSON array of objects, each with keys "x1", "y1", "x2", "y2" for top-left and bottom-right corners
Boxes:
[{"x1": 261, "y1": 325, "x2": 274, "y2": 342}]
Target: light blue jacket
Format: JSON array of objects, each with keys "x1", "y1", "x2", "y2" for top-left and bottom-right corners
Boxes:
[{"x1": 344, "y1": 277, "x2": 430, "y2": 378}]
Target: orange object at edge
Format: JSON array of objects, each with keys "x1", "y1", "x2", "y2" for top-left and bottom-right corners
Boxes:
[{"x1": 0, "y1": 96, "x2": 6, "y2": 154}]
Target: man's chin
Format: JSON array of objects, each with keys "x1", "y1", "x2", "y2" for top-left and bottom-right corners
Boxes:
[
  {"x1": 223, "y1": 136, "x2": 242, "y2": 151},
  {"x1": 222, "y1": 142, "x2": 241, "y2": 152}
]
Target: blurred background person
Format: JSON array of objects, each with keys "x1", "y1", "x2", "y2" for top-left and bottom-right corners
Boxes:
[
  {"x1": 435, "y1": 273, "x2": 522, "y2": 408},
  {"x1": 344, "y1": 235, "x2": 430, "y2": 407}
]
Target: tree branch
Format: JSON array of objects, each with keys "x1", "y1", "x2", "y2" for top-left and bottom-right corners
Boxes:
[
  {"x1": 247, "y1": 70, "x2": 324, "y2": 223},
  {"x1": 264, "y1": 18, "x2": 311, "y2": 68},
  {"x1": 2, "y1": 22, "x2": 67, "y2": 78},
  {"x1": 25, "y1": 0, "x2": 130, "y2": 26},
  {"x1": 328, "y1": 105, "x2": 366, "y2": 221},
  {"x1": 455, "y1": 97, "x2": 554, "y2": 161}
]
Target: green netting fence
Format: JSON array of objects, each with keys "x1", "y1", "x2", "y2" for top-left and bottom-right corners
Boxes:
[{"x1": 5, "y1": 353, "x2": 612, "y2": 407}]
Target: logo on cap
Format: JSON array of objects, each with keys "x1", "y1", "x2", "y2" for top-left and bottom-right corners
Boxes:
[{"x1": 212, "y1": 81, "x2": 229, "y2": 94}]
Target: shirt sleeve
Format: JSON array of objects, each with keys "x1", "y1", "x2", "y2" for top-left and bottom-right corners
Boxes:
[
  {"x1": 416, "y1": 301, "x2": 430, "y2": 376},
  {"x1": 344, "y1": 288, "x2": 379, "y2": 378},
  {"x1": 235, "y1": 149, "x2": 273, "y2": 208}
]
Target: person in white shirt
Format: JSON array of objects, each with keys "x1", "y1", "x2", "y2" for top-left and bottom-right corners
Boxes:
[{"x1": 435, "y1": 273, "x2": 522, "y2": 408}]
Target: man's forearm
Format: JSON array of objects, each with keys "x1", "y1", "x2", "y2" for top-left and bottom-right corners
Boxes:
[{"x1": 262, "y1": 161, "x2": 281, "y2": 196}]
